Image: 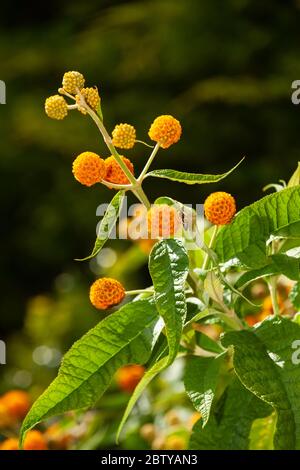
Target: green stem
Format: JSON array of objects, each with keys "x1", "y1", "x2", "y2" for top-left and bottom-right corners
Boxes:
[
  {"x1": 125, "y1": 288, "x2": 154, "y2": 295},
  {"x1": 138, "y1": 143, "x2": 160, "y2": 181},
  {"x1": 268, "y1": 277, "x2": 280, "y2": 316},
  {"x1": 202, "y1": 225, "x2": 219, "y2": 270},
  {"x1": 135, "y1": 140, "x2": 154, "y2": 149},
  {"x1": 84, "y1": 104, "x2": 151, "y2": 208}
]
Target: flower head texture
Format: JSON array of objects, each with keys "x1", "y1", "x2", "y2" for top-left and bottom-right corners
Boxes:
[
  {"x1": 148, "y1": 115, "x2": 182, "y2": 148},
  {"x1": 62, "y1": 71, "x2": 85, "y2": 94},
  {"x1": 72, "y1": 152, "x2": 106, "y2": 187},
  {"x1": 89, "y1": 277, "x2": 125, "y2": 310},
  {"x1": 147, "y1": 204, "x2": 182, "y2": 238},
  {"x1": 204, "y1": 191, "x2": 236, "y2": 225},
  {"x1": 1, "y1": 390, "x2": 31, "y2": 420},
  {"x1": 104, "y1": 156, "x2": 134, "y2": 185},
  {"x1": 116, "y1": 365, "x2": 145, "y2": 393},
  {"x1": 112, "y1": 123, "x2": 136, "y2": 149},
  {"x1": 45, "y1": 95, "x2": 68, "y2": 120},
  {"x1": 76, "y1": 87, "x2": 100, "y2": 114}
]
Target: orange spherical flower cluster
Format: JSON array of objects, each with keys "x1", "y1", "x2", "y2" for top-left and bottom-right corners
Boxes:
[
  {"x1": 112, "y1": 123, "x2": 136, "y2": 149},
  {"x1": 104, "y1": 156, "x2": 134, "y2": 185},
  {"x1": 147, "y1": 204, "x2": 182, "y2": 238},
  {"x1": 148, "y1": 115, "x2": 182, "y2": 149},
  {"x1": 23, "y1": 430, "x2": 48, "y2": 450},
  {"x1": 0, "y1": 430, "x2": 48, "y2": 451},
  {"x1": 89, "y1": 277, "x2": 125, "y2": 310},
  {"x1": 0, "y1": 438, "x2": 19, "y2": 450},
  {"x1": 116, "y1": 365, "x2": 145, "y2": 393},
  {"x1": 62, "y1": 71, "x2": 85, "y2": 94},
  {"x1": 0, "y1": 390, "x2": 31, "y2": 421},
  {"x1": 45, "y1": 95, "x2": 68, "y2": 120},
  {"x1": 204, "y1": 192, "x2": 236, "y2": 226},
  {"x1": 72, "y1": 152, "x2": 106, "y2": 187},
  {"x1": 76, "y1": 87, "x2": 100, "y2": 114}
]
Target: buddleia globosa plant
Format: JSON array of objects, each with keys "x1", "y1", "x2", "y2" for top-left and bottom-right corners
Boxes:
[{"x1": 20, "y1": 71, "x2": 300, "y2": 450}]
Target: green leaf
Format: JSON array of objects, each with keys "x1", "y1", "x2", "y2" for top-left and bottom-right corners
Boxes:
[
  {"x1": 189, "y1": 378, "x2": 271, "y2": 450},
  {"x1": 215, "y1": 186, "x2": 300, "y2": 268},
  {"x1": 195, "y1": 332, "x2": 224, "y2": 354},
  {"x1": 76, "y1": 190, "x2": 125, "y2": 261},
  {"x1": 149, "y1": 239, "x2": 189, "y2": 363},
  {"x1": 249, "y1": 413, "x2": 276, "y2": 450},
  {"x1": 236, "y1": 253, "x2": 300, "y2": 288},
  {"x1": 184, "y1": 354, "x2": 226, "y2": 425},
  {"x1": 222, "y1": 316, "x2": 300, "y2": 450},
  {"x1": 147, "y1": 158, "x2": 244, "y2": 185},
  {"x1": 20, "y1": 299, "x2": 160, "y2": 445},
  {"x1": 288, "y1": 162, "x2": 300, "y2": 187},
  {"x1": 289, "y1": 282, "x2": 300, "y2": 310}
]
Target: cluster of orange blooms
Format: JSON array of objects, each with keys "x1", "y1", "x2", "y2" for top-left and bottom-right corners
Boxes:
[
  {"x1": 115, "y1": 365, "x2": 145, "y2": 393},
  {"x1": 44, "y1": 71, "x2": 238, "y2": 314},
  {"x1": 140, "y1": 410, "x2": 202, "y2": 450},
  {"x1": 0, "y1": 390, "x2": 76, "y2": 450},
  {"x1": 0, "y1": 390, "x2": 48, "y2": 450}
]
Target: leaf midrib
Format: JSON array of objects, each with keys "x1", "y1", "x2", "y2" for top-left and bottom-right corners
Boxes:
[{"x1": 23, "y1": 312, "x2": 157, "y2": 430}]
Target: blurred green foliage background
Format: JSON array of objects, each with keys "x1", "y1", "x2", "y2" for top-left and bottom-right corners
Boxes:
[{"x1": 1, "y1": 0, "x2": 300, "y2": 380}]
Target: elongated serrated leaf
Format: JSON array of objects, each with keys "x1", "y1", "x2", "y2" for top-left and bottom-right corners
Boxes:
[
  {"x1": 215, "y1": 186, "x2": 300, "y2": 268},
  {"x1": 189, "y1": 377, "x2": 271, "y2": 450},
  {"x1": 184, "y1": 354, "x2": 226, "y2": 426},
  {"x1": 76, "y1": 190, "x2": 125, "y2": 261},
  {"x1": 147, "y1": 158, "x2": 244, "y2": 185},
  {"x1": 149, "y1": 239, "x2": 189, "y2": 363},
  {"x1": 20, "y1": 299, "x2": 160, "y2": 445},
  {"x1": 222, "y1": 316, "x2": 300, "y2": 450},
  {"x1": 236, "y1": 253, "x2": 300, "y2": 288}
]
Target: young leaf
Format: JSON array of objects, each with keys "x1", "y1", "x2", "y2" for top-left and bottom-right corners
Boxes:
[
  {"x1": 184, "y1": 354, "x2": 226, "y2": 426},
  {"x1": 222, "y1": 316, "x2": 300, "y2": 450},
  {"x1": 288, "y1": 162, "x2": 300, "y2": 187},
  {"x1": 146, "y1": 158, "x2": 244, "y2": 185},
  {"x1": 20, "y1": 299, "x2": 159, "y2": 445},
  {"x1": 215, "y1": 186, "x2": 300, "y2": 268},
  {"x1": 149, "y1": 239, "x2": 189, "y2": 363},
  {"x1": 189, "y1": 378, "x2": 271, "y2": 450},
  {"x1": 76, "y1": 190, "x2": 125, "y2": 261}
]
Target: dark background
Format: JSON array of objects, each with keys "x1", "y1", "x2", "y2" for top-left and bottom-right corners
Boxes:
[{"x1": 1, "y1": 0, "x2": 300, "y2": 337}]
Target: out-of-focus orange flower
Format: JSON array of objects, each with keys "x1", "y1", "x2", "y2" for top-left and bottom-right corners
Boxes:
[
  {"x1": 116, "y1": 364, "x2": 145, "y2": 393},
  {"x1": 0, "y1": 438, "x2": 19, "y2": 450},
  {"x1": 23, "y1": 430, "x2": 48, "y2": 450},
  {"x1": 1, "y1": 390, "x2": 31, "y2": 421},
  {"x1": 164, "y1": 435, "x2": 186, "y2": 450}
]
